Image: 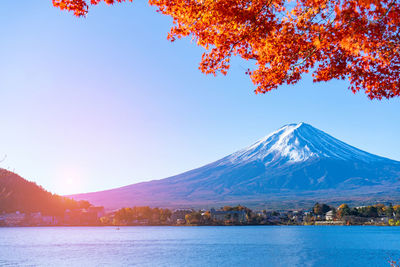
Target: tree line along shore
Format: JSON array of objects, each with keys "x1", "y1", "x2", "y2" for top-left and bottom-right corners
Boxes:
[{"x1": 2, "y1": 203, "x2": 400, "y2": 227}]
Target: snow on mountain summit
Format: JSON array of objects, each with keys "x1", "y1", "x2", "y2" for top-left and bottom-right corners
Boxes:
[
  {"x1": 70, "y1": 122, "x2": 400, "y2": 209},
  {"x1": 226, "y1": 122, "x2": 383, "y2": 165}
]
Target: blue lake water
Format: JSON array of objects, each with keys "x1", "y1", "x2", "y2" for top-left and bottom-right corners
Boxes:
[{"x1": 0, "y1": 226, "x2": 399, "y2": 266}]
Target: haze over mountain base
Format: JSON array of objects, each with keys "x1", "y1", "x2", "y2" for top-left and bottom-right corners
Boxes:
[{"x1": 69, "y1": 123, "x2": 400, "y2": 209}]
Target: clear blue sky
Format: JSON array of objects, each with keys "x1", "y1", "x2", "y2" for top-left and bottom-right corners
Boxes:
[{"x1": 1, "y1": 0, "x2": 400, "y2": 195}]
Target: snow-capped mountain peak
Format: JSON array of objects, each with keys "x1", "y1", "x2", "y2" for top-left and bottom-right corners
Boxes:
[
  {"x1": 226, "y1": 122, "x2": 383, "y2": 165},
  {"x1": 70, "y1": 122, "x2": 400, "y2": 209}
]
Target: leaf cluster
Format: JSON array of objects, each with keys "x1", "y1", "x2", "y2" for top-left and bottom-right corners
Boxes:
[{"x1": 54, "y1": 0, "x2": 400, "y2": 99}]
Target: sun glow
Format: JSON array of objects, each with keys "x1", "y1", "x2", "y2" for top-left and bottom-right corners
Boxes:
[{"x1": 53, "y1": 167, "x2": 86, "y2": 195}]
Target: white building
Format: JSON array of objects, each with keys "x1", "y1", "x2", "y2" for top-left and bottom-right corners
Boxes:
[{"x1": 325, "y1": 210, "x2": 334, "y2": 221}]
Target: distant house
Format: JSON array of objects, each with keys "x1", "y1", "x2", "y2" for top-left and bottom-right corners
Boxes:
[
  {"x1": 0, "y1": 211, "x2": 26, "y2": 226},
  {"x1": 325, "y1": 210, "x2": 334, "y2": 221},
  {"x1": 63, "y1": 206, "x2": 105, "y2": 225},
  {"x1": 28, "y1": 212, "x2": 58, "y2": 226},
  {"x1": 171, "y1": 209, "x2": 193, "y2": 224},
  {"x1": 176, "y1": 218, "x2": 186, "y2": 225},
  {"x1": 264, "y1": 211, "x2": 281, "y2": 224},
  {"x1": 41, "y1": 215, "x2": 58, "y2": 225},
  {"x1": 379, "y1": 216, "x2": 389, "y2": 224},
  {"x1": 29, "y1": 212, "x2": 43, "y2": 225},
  {"x1": 290, "y1": 210, "x2": 304, "y2": 223},
  {"x1": 210, "y1": 208, "x2": 246, "y2": 223},
  {"x1": 256, "y1": 211, "x2": 267, "y2": 218}
]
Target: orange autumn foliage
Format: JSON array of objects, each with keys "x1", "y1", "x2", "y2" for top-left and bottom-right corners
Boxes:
[{"x1": 53, "y1": 0, "x2": 400, "y2": 99}]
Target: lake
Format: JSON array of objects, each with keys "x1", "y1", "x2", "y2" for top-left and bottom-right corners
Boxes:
[{"x1": 0, "y1": 226, "x2": 399, "y2": 266}]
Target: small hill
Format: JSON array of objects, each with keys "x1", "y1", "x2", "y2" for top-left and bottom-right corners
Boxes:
[
  {"x1": 0, "y1": 169, "x2": 90, "y2": 215},
  {"x1": 69, "y1": 123, "x2": 400, "y2": 209}
]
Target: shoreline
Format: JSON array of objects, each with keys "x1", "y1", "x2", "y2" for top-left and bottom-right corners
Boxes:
[{"x1": 0, "y1": 224, "x2": 395, "y2": 228}]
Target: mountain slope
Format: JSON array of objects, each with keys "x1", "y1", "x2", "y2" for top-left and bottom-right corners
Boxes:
[
  {"x1": 70, "y1": 123, "x2": 400, "y2": 209},
  {"x1": 0, "y1": 169, "x2": 90, "y2": 215}
]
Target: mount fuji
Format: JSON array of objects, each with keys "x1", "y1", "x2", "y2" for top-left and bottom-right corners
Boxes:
[{"x1": 70, "y1": 123, "x2": 400, "y2": 209}]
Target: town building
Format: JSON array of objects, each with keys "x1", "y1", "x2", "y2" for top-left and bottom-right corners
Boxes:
[
  {"x1": 325, "y1": 210, "x2": 334, "y2": 221},
  {"x1": 171, "y1": 209, "x2": 193, "y2": 224},
  {"x1": 0, "y1": 211, "x2": 25, "y2": 226},
  {"x1": 210, "y1": 208, "x2": 247, "y2": 223}
]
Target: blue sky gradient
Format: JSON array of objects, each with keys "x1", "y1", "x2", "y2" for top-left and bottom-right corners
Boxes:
[{"x1": 1, "y1": 1, "x2": 400, "y2": 194}]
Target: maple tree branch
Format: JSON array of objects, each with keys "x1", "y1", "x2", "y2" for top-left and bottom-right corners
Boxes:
[
  {"x1": 52, "y1": 0, "x2": 400, "y2": 99},
  {"x1": 379, "y1": 0, "x2": 396, "y2": 22},
  {"x1": 283, "y1": 44, "x2": 319, "y2": 82}
]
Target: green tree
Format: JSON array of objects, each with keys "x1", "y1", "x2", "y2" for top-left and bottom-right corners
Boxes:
[
  {"x1": 386, "y1": 204, "x2": 394, "y2": 217},
  {"x1": 337, "y1": 204, "x2": 351, "y2": 218},
  {"x1": 185, "y1": 212, "x2": 202, "y2": 225},
  {"x1": 364, "y1": 206, "x2": 378, "y2": 218},
  {"x1": 159, "y1": 208, "x2": 172, "y2": 223},
  {"x1": 114, "y1": 207, "x2": 135, "y2": 225},
  {"x1": 313, "y1": 203, "x2": 331, "y2": 215}
]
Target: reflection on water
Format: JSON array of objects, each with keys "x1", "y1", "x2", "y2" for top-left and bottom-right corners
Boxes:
[{"x1": 0, "y1": 226, "x2": 399, "y2": 266}]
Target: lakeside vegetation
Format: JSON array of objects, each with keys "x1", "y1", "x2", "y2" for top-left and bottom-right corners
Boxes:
[
  {"x1": 2, "y1": 201, "x2": 400, "y2": 227},
  {"x1": 100, "y1": 202, "x2": 400, "y2": 227},
  {"x1": 3, "y1": 168, "x2": 400, "y2": 227}
]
